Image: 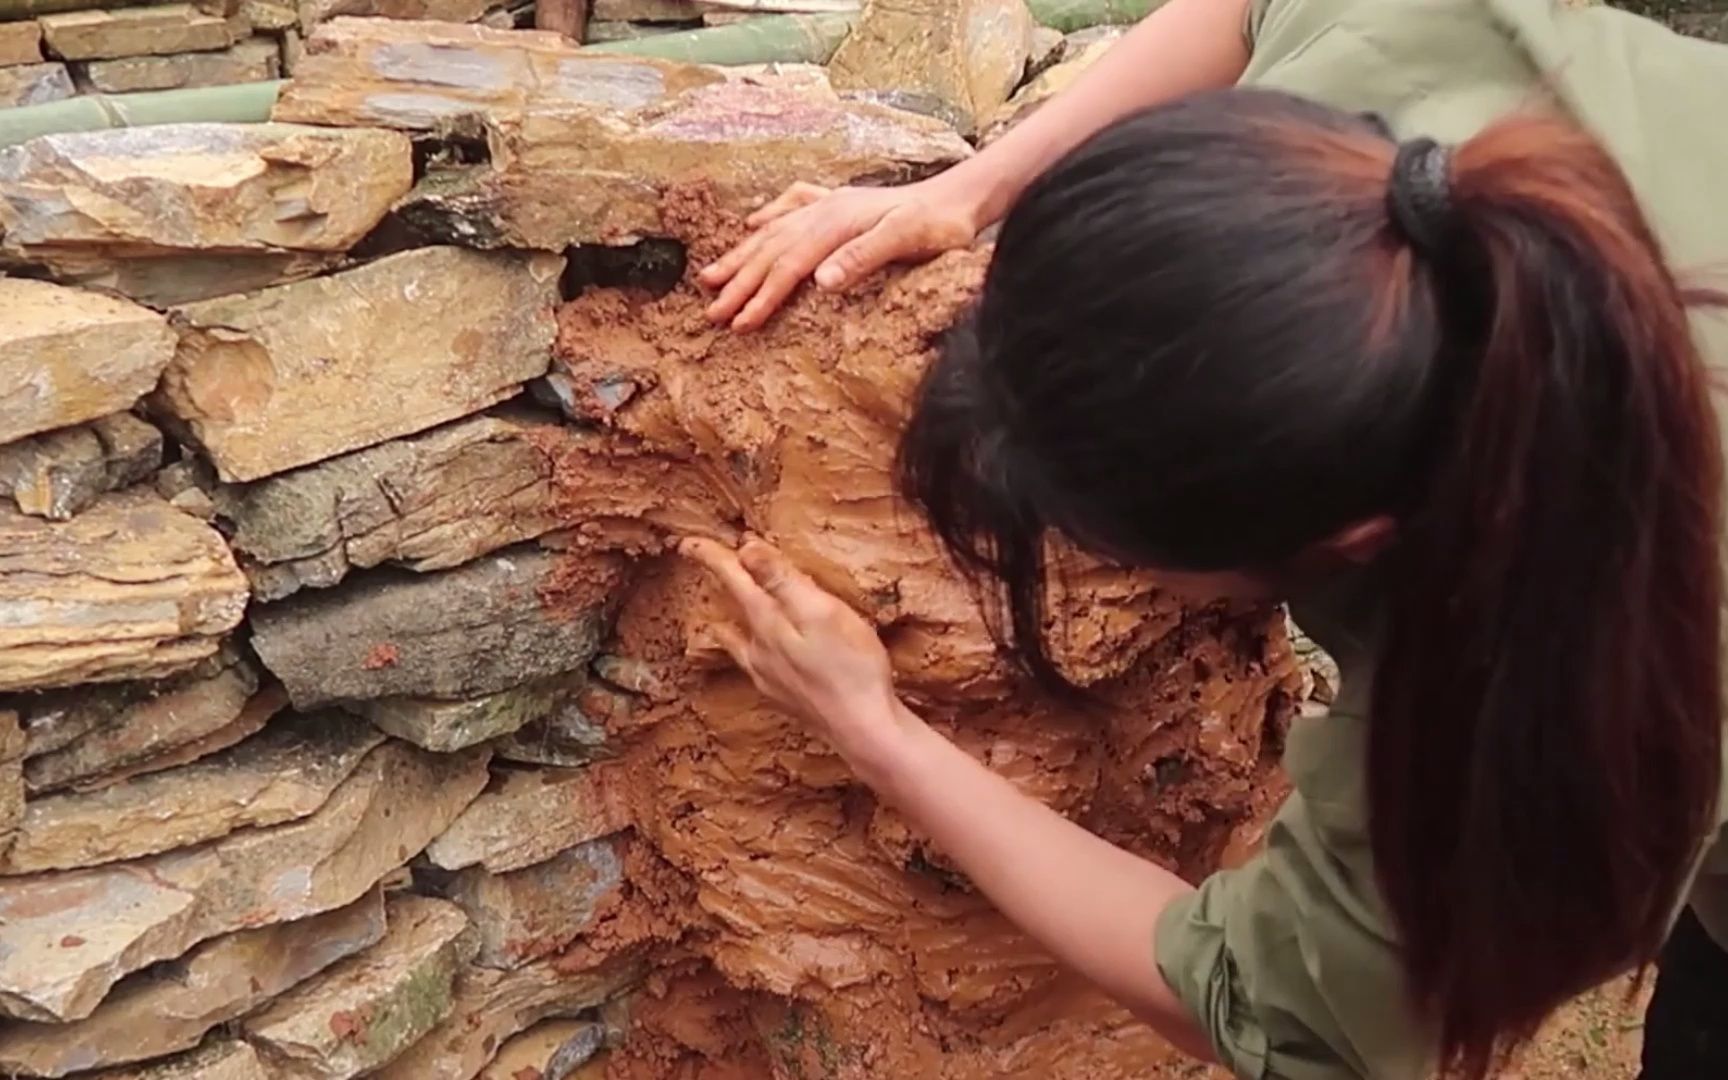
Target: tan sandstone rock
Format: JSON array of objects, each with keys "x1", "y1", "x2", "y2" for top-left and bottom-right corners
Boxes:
[
  {"x1": 372, "y1": 951, "x2": 645, "y2": 1080},
  {"x1": 0, "y1": 20, "x2": 43, "y2": 64},
  {"x1": 0, "y1": 412, "x2": 162, "y2": 521},
  {"x1": 243, "y1": 895, "x2": 476, "y2": 1079},
  {"x1": 273, "y1": 18, "x2": 721, "y2": 130},
  {"x1": 981, "y1": 27, "x2": 1121, "y2": 144},
  {"x1": 75, "y1": 36, "x2": 280, "y2": 91},
  {"x1": 0, "y1": 61, "x2": 72, "y2": 106},
  {"x1": 427, "y1": 764, "x2": 630, "y2": 874},
  {"x1": 0, "y1": 741, "x2": 488, "y2": 1022},
  {"x1": 39, "y1": 4, "x2": 242, "y2": 60},
  {"x1": 21, "y1": 646, "x2": 271, "y2": 794},
  {"x1": 0, "y1": 491, "x2": 247, "y2": 693},
  {"x1": 4, "y1": 712, "x2": 386, "y2": 872},
  {"x1": 828, "y1": 0, "x2": 1033, "y2": 132},
  {"x1": 217, "y1": 408, "x2": 569, "y2": 602},
  {"x1": 0, "y1": 123, "x2": 412, "y2": 260},
  {"x1": 0, "y1": 279, "x2": 174, "y2": 446},
  {"x1": 154, "y1": 246, "x2": 562, "y2": 482},
  {"x1": 298, "y1": 0, "x2": 500, "y2": 25},
  {"x1": 0, "y1": 711, "x2": 22, "y2": 854},
  {"x1": 94, "y1": 1040, "x2": 270, "y2": 1080},
  {"x1": 241, "y1": 0, "x2": 295, "y2": 28},
  {"x1": 446, "y1": 835, "x2": 625, "y2": 968},
  {"x1": 400, "y1": 75, "x2": 971, "y2": 250},
  {"x1": 0, "y1": 891, "x2": 387, "y2": 1076},
  {"x1": 250, "y1": 549, "x2": 622, "y2": 709}
]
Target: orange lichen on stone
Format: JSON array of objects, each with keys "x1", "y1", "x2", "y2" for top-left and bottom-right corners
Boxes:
[{"x1": 538, "y1": 195, "x2": 1297, "y2": 1079}]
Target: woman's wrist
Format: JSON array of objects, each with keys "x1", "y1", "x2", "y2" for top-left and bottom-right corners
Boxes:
[{"x1": 831, "y1": 696, "x2": 939, "y2": 795}]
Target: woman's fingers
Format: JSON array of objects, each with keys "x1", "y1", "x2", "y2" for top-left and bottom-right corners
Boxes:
[
  {"x1": 747, "y1": 182, "x2": 829, "y2": 228},
  {"x1": 680, "y1": 537, "x2": 785, "y2": 633},
  {"x1": 815, "y1": 216, "x2": 908, "y2": 291},
  {"x1": 738, "y1": 539, "x2": 833, "y2": 624}
]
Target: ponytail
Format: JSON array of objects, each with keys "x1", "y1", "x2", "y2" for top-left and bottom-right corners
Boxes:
[
  {"x1": 1369, "y1": 117, "x2": 1723, "y2": 1075},
  {"x1": 892, "y1": 91, "x2": 1724, "y2": 1076}
]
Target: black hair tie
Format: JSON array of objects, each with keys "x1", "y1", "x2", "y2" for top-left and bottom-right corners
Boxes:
[{"x1": 1386, "y1": 137, "x2": 1456, "y2": 257}]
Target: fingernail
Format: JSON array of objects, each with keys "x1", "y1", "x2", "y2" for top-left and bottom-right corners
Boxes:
[{"x1": 815, "y1": 265, "x2": 841, "y2": 289}]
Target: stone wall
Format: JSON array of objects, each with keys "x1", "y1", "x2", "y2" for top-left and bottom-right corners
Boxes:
[{"x1": 0, "y1": 15, "x2": 1303, "y2": 1079}]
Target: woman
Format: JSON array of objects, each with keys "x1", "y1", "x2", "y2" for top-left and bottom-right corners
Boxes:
[{"x1": 686, "y1": 1, "x2": 1728, "y2": 1077}]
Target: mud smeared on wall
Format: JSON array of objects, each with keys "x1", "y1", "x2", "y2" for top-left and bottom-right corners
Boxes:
[{"x1": 537, "y1": 198, "x2": 1302, "y2": 1078}]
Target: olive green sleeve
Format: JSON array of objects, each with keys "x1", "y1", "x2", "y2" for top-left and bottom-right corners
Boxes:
[{"x1": 1154, "y1": 714, "x2": 1434, "y2": 1080}]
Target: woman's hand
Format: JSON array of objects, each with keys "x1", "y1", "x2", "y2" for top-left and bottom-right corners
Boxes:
[
  {"x1": 698, "y1": 179, "x2": 982, "y2": 331},
  {"x1": 680, "y1": 536, "x2": 911, "y2": 769}
]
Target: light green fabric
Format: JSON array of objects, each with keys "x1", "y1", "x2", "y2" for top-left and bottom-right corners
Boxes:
[{"x1": 1154, "y1": 3, "x2": 1728, "y2": 1077}]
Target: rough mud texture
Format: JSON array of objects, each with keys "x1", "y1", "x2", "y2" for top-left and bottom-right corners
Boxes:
[{"x1": 535, "y1": 197, "x2": 1300, "y2": 1078}]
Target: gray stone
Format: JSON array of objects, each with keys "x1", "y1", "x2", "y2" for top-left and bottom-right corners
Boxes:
[
  {"x1": 0, "y1": 741, "x2": 488, "y2": 1022},
  {"x1": 426, "y1": 764, "x2": 630, "y2": 874},
  {"x1": 4, "y1": 711, "x2": 385, "y2": 873},
  {"x1": 250, "y1": 549, "x2": 622, "y2": 710},
  {"x1": 242, "y1": 895, "x2": 476, "y2": 1079},
  {"x1": 75, "y1": 36, "x2": 280, "y2": 90},
  {"x1": 21, "y1": 645, "x2": 267, "y2": 794},
  {"x1": 0, "y1": 61, "x2": 72, "y2": 106},
  {"x1": 155, "y1": 246, "x2": 563, "y2": 483},
  {"x1": 489, "y1": 675, "x2": 612, "y2": 767},
  {"x1": 446, "y1": 835, "x2": 624, "y2": 968},
  {"x1": 372, "y1": 951, "x2": 645, "y2": 1080},
  {"x1": 0, "y1": 279, "x2": 174, "y2": 446},
  {"x1": 356, "y1": 673, "x2": 582, "y2": 754},
  {"x1": 477, "y1": 1020, "x2": 608, "y2": 1080},
  {"x1": 0, "y1": 491, "x2": 247, "y2": 693},
  {"x1": 239, "y1": 0, "x2": 295, "y2": 27},
  {"x1": 0, "y1": 710, "x2": 22, "y2": 856},
  {"x1": 0, "y1": 413, "x2": 162, "y2": 521},
  {"x1": 216, "y1": 407, "x2": 571, "y2": 602},
  {"x1": 0, "y1": 891, "x2": 388, "y2": 1077}
]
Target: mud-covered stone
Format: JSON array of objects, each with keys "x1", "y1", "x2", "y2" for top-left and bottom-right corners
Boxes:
[
  {"x1": 217, "y1": 408, "x2": 571, "y2": 602},
  {"x1": 0, "y1": 123, "x2": 411, "y2": 261},
  {"x1": 4, "y1": 712, "x2": 385, "y2": 872},
  {"x1": 0, "y1": 279, "x2": 174, "y2": 446},
  {"x1": 39, "y1": 4, "x2": 241, "y2": 60},
  {"x1": 75, "y1": 35, "x2": 280, "y2": 90},
  {"x1": 21, "y1": 648, "x2": 273, "y2": 795},
  {"x1": 427, "y1": 764, "x2": 629, "y2": 874},
  {"x1": 273, "y1": 17, "x2": 721, "y2": 130},
  {"x1": 828, "y1": 0, "x2": 1033, "y2": 132},
  {"x1": 0, "y1": 20, "x2": 43, "y2": 64},
  {"x1": 0, "y1": 491, "x2": 247, "y2": 693},
  {"x1": 94, "y1": 1041, "x2": 270, "y2": 1080},
  {"x1": 0, "y1": 61, "x2": 72, "y2": 105},
  {"x1": 477, "y1": 1020, "x2": 608, "y2": 1080},
  {"x1": 0, "y1": 741, "x2": 487, "y2": 1023},
  {"x1": 446, "y1": 835, "x2": 624, "y2": 968},
  {"x1": 243, "y1": 895, "x2": 476, "y2": 1079},
  {"x1": 372, "y1": 951, "x2": 645, "y2": 1080},
  {"x1": 251, "y1": 549, "x2": 621, "y2": 709},
  {"x1": 0, "y1": 413, "x2": 162, "y2": 521},
  {"x1": 154, "y1": 246, "x2": 561, "y2": 482},
  {"x1": 401, "y1": 76, "x2": 970, "y2": 250},
  {"x1": 0, "y1": 891, "x2": 387, "y2": 1077}
]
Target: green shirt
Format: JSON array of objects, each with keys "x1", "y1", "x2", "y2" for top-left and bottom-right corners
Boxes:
[{"x1": 1153, "y1": 3, "x2": 1728, "y2": 1077}]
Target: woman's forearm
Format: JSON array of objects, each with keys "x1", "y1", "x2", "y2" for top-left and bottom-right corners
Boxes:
[
  {"x1": 934, "y1": 0, "x2": 1255, "y2": 229},
  {"x1": 856, "y1": 701, "x2": 1215, "y2": 1061}
]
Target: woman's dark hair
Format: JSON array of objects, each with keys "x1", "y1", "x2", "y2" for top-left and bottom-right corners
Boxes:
[{"x1": 896, "y1": 87, "x2": 1724, "y2": 1075}]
